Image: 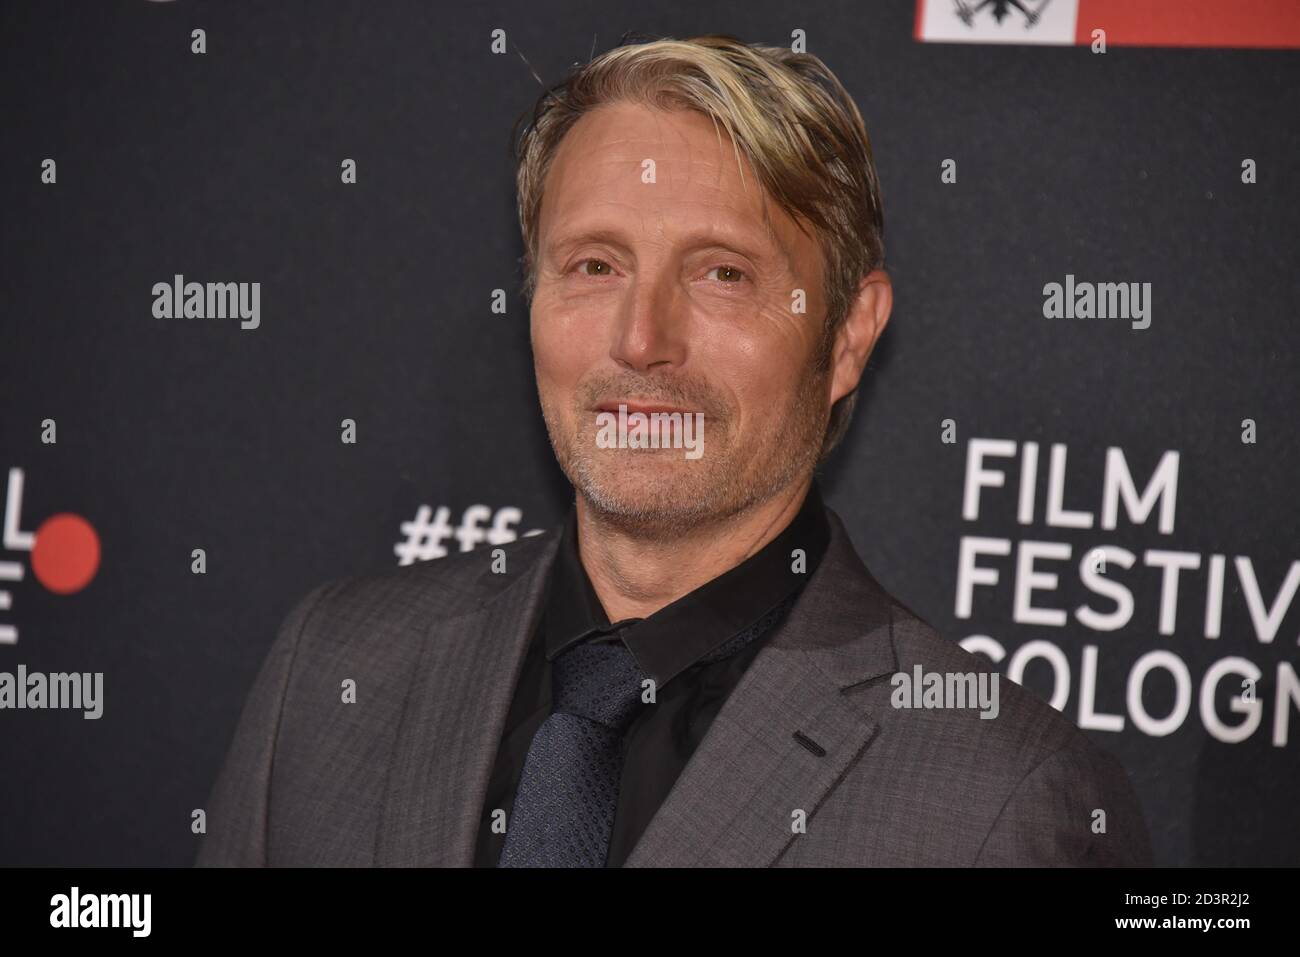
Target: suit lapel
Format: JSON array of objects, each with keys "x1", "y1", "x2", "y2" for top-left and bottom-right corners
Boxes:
[
  {"x1": 375, "y1": 534, "x2": 559, "y2": 866},
  {"x1": 624, "y1": 511, "x2": 899, "y2": 867}
]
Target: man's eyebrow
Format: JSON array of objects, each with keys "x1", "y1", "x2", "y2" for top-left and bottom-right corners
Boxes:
[{"x1": 544, "y1": 227, "x2": 631, "y2": 256}]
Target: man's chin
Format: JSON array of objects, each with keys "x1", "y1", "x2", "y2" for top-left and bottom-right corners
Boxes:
[{"x1": 570, "y1": 453, "x2": 724, "y2": 528}]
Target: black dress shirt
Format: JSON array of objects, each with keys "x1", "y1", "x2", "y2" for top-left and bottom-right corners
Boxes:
[{"x1": 474, "y1": 481, "x2": 831, "y2": 867}]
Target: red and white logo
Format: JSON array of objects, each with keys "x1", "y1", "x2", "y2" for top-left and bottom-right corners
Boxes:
[
  {"x1": 2, "y1": 467, "x2": 101, "y2": 644},
  {"x1": 915, "y1": 0, "x2": 1300, "y2": 49}
]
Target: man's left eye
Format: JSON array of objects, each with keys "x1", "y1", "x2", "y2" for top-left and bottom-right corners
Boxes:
[{"x1": 706, "y1": 265, "x2": 746, "y2": 283}]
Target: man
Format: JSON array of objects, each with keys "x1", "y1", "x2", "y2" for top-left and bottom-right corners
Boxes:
[{"x1": 196, "y1": 34, "x2": 1152, "y2": 867}]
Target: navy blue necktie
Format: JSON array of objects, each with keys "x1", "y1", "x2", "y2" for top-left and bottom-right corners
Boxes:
[{"x1": 497, "y1": 595, "x2": 795, "y2": 867}]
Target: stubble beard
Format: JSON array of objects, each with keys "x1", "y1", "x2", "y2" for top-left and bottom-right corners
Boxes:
[{"x1": 538, "y1": 363, "x2": 830, "y2": 542}]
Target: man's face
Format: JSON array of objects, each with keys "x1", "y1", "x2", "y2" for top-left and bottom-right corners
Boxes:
[{"x1": 530, "y1": 101, "x2": 833, "y2": 535}]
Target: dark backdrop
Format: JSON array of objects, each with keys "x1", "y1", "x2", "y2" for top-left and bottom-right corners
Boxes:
[{"x1": 1, "y1": 0, "x2": 1297, "y2": 866}]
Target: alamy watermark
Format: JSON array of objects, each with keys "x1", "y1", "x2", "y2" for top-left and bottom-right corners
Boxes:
[
  {"x1": 1042, "y1": 274, "x2": 1151, "y2": 330},
  {"x1": 891, "y1": 665, "x2": 1000, "y2": 719},
  {"x1": 152, "y1": 274, "x2": 260, "y2": 329},
  {"x1": 595, "y1": 403, "x2": 705, "y2": 460},
  {"x1": 0, "y1": 665, "x2": 103, "y2": 719},
  {"x1": 50, "y1": 887, "x2": 150, "y2": 937}
]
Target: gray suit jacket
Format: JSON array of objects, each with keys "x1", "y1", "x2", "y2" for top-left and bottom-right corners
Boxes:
[{"x1": 196, "y1": 506, "x2": 1153, "y2": 867}]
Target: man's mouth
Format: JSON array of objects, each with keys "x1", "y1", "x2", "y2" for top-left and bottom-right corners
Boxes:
[{"x1": 593, "y1": 400, "x2": 692, "y2": 416}]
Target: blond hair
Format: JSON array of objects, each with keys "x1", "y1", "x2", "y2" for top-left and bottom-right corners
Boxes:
[{"x1": 513, "y1": 33, "x2": 885, "y2": 462}]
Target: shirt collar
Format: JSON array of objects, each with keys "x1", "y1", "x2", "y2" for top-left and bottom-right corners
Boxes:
[{"x1": 542, "y1": 481, "x2": 831, "y2": 688}]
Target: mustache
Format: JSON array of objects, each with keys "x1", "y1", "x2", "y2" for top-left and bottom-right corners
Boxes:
[{"x1": 578, "y1": 373, "x2": 727, "y2": 420}]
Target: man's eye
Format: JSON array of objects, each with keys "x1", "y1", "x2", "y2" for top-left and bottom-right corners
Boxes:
[
  {"x1": 576, "y1": 259, "x2": 614, "y2": 277},
  {"x1": 707, "y1": 265, "x2": 746, "y2": 283}
]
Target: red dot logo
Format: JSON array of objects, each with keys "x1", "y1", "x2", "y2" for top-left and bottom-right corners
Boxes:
[{"x1": 31, "y1": 513, "x2": 101, "y2": 594}]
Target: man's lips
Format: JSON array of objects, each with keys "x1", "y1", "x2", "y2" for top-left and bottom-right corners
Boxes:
[{"x1": 593, "y1": 401, "x2": 693, "y2": 415}]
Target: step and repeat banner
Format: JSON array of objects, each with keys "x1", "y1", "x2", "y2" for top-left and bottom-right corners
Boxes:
[{"x1": 2, "y1": 0, "x2": 1297, "y2": 866}]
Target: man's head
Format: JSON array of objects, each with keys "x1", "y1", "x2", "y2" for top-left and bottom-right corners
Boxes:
[{"x1": 514, "y1": 34, "x2": 891, "y2": 535}]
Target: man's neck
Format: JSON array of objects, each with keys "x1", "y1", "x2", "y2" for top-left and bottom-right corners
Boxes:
[{"x1": 574, "y1": 478, "x2": 814, "y2": 622}]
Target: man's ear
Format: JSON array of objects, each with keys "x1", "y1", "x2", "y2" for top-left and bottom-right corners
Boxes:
[{"x1": 829, "y1": 269, "x2": 893, "y2": 405}]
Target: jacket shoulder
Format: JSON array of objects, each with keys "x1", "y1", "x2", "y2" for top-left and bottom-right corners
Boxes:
[
  {"x1": 885, "y1": 604, "x2": 1085, "y2": 762},
  {"x1": 271, "y1": 528, "x2": 559, "y2": 686},
  {"x1": 315, "y1": 528, "x2": 558, "y2": 627},
  {"x1": 870, "y1": 601, "x2": 1151, "y2": 863}
]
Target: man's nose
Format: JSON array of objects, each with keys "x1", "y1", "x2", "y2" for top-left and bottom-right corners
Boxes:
[{"x1": 608, "y1": 269, "x2": 688, "y2": 373}]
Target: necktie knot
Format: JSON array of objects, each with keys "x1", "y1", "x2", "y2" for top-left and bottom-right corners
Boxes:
[{"x1": 551, "y1": 637, "x2": 646, "y2": 731}]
